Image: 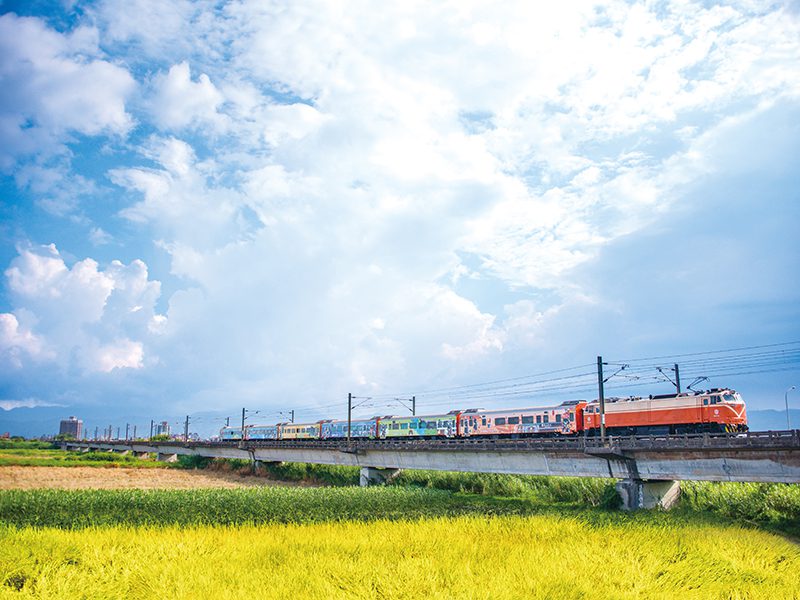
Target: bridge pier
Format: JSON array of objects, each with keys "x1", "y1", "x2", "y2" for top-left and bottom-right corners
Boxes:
[
  {"x1": 360, "y1": 467, "x2": 400, "y2": 487},
  {"x1": 133, "y1": 451, "x2": 150, "y2": 459},
  {"x1": 156, "y1": 452, "x2": 178, "y2": 463},
  {"x1": 616, "y1": 479, "x2": 681, "y2": 511}
]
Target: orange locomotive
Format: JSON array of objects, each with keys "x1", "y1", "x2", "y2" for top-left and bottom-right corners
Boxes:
[{"x1": 581, "y1": 388, "x2": 747, "y2": 435}]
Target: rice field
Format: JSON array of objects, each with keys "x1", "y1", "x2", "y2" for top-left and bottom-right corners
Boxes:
[{"x1": 1, "y1": 515, "x2": 798, "y2": 599}]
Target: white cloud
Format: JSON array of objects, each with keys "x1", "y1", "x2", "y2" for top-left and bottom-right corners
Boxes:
[
  {"x1": 0, "y1": 313, "x2": 50, "y2": 368},
  {"x1": 148, "y1": 62, "x2": 227, "y2": 131},
  {"x1": 2, "y1": 245, "x2": 164, "y2": 374},
  {"x1": 0, "y1": 398, "x2": 65, "y2": 411},
  {"x1": 0, "y1": 13, "x2": 135, "y2": 168}
]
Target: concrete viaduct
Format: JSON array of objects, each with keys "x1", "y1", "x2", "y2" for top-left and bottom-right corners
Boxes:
[{"x1": 64, "y1": 430, "x2": 800, "y2": 511}]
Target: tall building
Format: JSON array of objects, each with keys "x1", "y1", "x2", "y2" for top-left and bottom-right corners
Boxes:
[
  {"x1": 59, "y1": 416, "x2": 83, "y2": 439},
  {"x1": 155, "y1": 421, "x2": 171, "y2": 437}
]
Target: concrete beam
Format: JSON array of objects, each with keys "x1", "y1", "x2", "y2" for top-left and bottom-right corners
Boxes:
[
  {"x1": 360, "y1": 467, "x2": 400, "y2": 487},
  {"x1": 156, "y1": 452, "x2": 178, "y2": 463},
  {"x1": 616, "y1": 479, "x2": 681, "y2": 511}
]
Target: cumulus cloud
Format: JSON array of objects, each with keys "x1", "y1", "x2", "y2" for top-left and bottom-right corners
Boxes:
[
  {"x1": 2, "y1": 244, "x2": 164, "y2": 374},
  {"x1": 148, "y1": 62, "x2": 227, "y2": 131},
  {"x1": 0, "y1": 13, "x2": 135, "y2": 168}
]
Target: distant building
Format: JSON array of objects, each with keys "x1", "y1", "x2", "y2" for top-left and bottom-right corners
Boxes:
[
  {"x1": 59, "y1": 416, "x2": 83, "y2": 439},
  {"x1": 155, "y1": 421, "x2": 171, "y2": 436}
]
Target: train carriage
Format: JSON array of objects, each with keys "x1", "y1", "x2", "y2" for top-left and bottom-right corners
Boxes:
[
  {"x1": 460, "y1": 401, "x2": 583, "y2": 437},
  {"x1": 320, "y1": 418, "x2": 378, "y2": 439},
  {"x1": 281, "y1": 422, "x2": 322, "y2": 440},
  {"x1": 219, "y1": 426, "x2": 243, "y2": 441},
  {"x1": 247, "y1": 424, "x2": 280, "y2": 440},
  {"x1": 380, "y1": 413, "x2": 458, "y2": 438}
]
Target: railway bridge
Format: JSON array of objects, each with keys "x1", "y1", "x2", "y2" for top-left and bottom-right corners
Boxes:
[{"x1": 63, "y1": 430, "x2": 800, "y2": 510}]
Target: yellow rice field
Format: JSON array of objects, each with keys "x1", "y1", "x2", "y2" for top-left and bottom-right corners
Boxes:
[{"x1": 1, "y1": 515, "x2": 798, "y2": 599}]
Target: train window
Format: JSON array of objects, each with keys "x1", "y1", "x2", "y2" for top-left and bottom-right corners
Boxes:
[
  {"x1": 555, "y1": 414, "x2": 561, "y2": 423},
  {"x1": 481, "y1": 417, "x2": 487, "y2": 426},
  {"x1": 495, "y1": 417, "x2": 506, "y2": 425},
  {"x1": 711, "y1": 396, "x2": 720, "y2": 404},
  {"x1": 543, "y1": 415, "x2": 549, "y2": 423},
  {"x1": 703, "y1": 399, "x2": 708, "y2": 405},
  {"x1": 391, "y1": 423, "x2": 399, "y2": 430},
  {"x1": 508, "y1": 417, "x2": 519, "y2": 425},
  {"x1": 522, "y1": 416, "x2": 533, "y2": 424},
  {"x1": 536, "y1": 415, "x2": 541, "y2": 424}
]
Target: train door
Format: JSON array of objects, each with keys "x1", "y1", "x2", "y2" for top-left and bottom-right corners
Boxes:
[{"x1": 700, "y1": 394, "x2": 710, "y2": 425}]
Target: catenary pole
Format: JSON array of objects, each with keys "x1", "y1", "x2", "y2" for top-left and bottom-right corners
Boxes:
[
  {"x1": 597, "y1": 356, "x2": 606, "y2": 442},
  {"x1": 347, "y1": 393, "x2": 352, "y2": 443}
]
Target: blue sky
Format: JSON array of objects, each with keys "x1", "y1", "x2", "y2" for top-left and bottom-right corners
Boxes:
[{"x1": 0, "y1": 0, "x2": 798, "y2": 437}]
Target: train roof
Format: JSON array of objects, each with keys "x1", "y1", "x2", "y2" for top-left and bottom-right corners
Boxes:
[
  {"x1": 470, "y1": 401, "x2": 587, "y2": 415},
  {"x1": 381, "y1": 412, "x2": 458, "y2": 420}
]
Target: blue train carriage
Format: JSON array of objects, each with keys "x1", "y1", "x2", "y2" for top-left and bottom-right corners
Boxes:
[
  {"x1": 247, "y1": 424, "x2": 280, "y2": 440},
  {"x1": 320, "y1": 418, "x2": 378, "y2": 439},
  {"x1": 281, "y1": 421, "x2": 322, "y2": 440},
  {"x1": 219, "y1": 426, "x2": 243, "y2": 441},
  {"x1": 379, "y1": 412, "x2": 458, "y2": 439}
]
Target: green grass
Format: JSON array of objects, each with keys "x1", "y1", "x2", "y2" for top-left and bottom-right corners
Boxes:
[
  {"x1": 681, "y1": 480, "x2": 800, "y2": 537},
  {"x1": 0, "y1": 448, "x2": 169, "y2": 468},
  {"x1": 0, "y1": 440, "x2": 55, "y2": 450},
  {"x1": 0, "y1": 487, "x2": 534, "y2": 528}
]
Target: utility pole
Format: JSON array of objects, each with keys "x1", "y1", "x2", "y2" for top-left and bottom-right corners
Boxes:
[
  {"x1": 347, "y1": 393, "x2": 352, "y2": 443},
  {"x1": 184, "y1": 415, "x2": 189, "y2": 442},
  {"x1": 150, "y1": 420, "x2": 154, "y2": 438},
  {"x1": 412, "y1": 395, "x2": 416, "y2": 416},
  {"x1": 125, "y1": 423, "x2": 129, "y2": 441},
  {"x1": 290, "y1": 409, "x2": 295, "y2": 423},
  {"x1": 116, "y1": 427, "x2": 120, "y2": 440},
  {"x1": 597, "y1": 356, "x2": 606, "y2": 442},
  {"x1": 241, "y1": 407, "x2": 246, "y2": 441},
  {"x1": 94, "y1": 426, "x2": 98, "y2": 441},
  {"x1": 133, "y1": 425, "x2": 137, "y2": 440},
  {"x1": 225, "y1": 416, "x2": 230, "y2": 427},
  {"x1": 674, "y1": 363, "x2": 681, "y2": 394}
]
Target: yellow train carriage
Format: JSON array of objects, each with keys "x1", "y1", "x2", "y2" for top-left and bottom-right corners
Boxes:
[{"x1": 281, "y1": 422, "x2": 321, "y2": 440}]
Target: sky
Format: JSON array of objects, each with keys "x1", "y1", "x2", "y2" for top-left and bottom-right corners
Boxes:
[{"x1": 0, "y1": 0, "x2": 798, "y2": 438}]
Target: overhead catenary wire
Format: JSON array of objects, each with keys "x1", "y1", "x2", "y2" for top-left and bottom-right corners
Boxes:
[{"x1": 217, "y1": 342, "x2": 800, "y2": 424}]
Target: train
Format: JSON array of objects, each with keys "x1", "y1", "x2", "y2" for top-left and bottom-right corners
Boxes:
[{"x1": 220, "y1": 388, "x2": 748, "y2": 441}]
